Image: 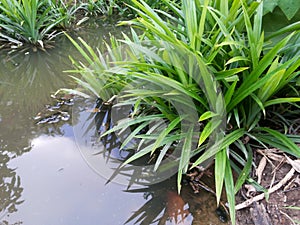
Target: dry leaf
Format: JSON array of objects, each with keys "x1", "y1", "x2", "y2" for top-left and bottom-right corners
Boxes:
[
  {"x1": 290, "y1": 159, "x2": 300, "y2": 173},
  {"x1": 245, "y1": 184, "x2": 256, "y2": 197},
  {"x1": 285, "y1": 155, "x2": 300, "y2": 173},
  {"x1": 294, "y1": 175, "x2": 300, "y2": 185},
  {"x1": 266, "y1": 152, "x2": 284, "y2": 162},
  {"x1": 256, "y1": 156, "x2": 267, "y2": 184},
  {"x1": 257, "y1": 149, "x2": 284, "y2": 161},
  {"x1": 283, "y1": 177, "x2": 296, "y2": 191}
]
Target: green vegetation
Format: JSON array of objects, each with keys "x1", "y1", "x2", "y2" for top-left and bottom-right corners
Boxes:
[
  {"x1": 263, "y1": 0, "x2": 300, "y2": 20},
  {"x1": 0, "y1": 0, "x2": 63, "y2": 47},
  {"x1": 1, "y1": 0, "x2": 299, "y2": 223},
  {"x1": 65, "y1": 0, "x2": 300, "y2": 223},
  {"x1": 0, "y1": 0, "x2": 178, "y2": 48},
  {"x1": 0, "y1": 0, "x2": 120, "y2": 47}
]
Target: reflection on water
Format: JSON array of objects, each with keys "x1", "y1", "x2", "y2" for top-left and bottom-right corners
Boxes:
[
  {"x1": 0, "y1": 150, "x2": 23, "y2": 221},
  {"x1": 0, "y1": 17, "x2": 227, "y2": 225},
  {"x1": 0, "y1": 17, "x2": 139, "y2": 224},
  {"x1": 5, "y1": 133, "x2": 148, "y2": 225},
  {"x1": 72, "y1": 97, "x2": 228, "y2": 225}
]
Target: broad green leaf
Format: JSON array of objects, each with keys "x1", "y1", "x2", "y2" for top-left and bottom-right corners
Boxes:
[
  {"x1": 263, "y1": 0, "x2": 278, "y2": 15},
  {"x1": 131, "y1": 0, "x2": 176, "y2": 39},
  {"x1": 215, "y1": 40, "x2": 245, "y2": 48},
  {"x1": 130, "y1": 71, "x2": 209, "y2": 110},
  {"x1": 242, "y1": 1, "x2": 257, "y2": 68},
  {"x1": 278, "y1": 0, "x2": 300, "y2": 20},
  {"x1": 57, "y1": 88, "x2": 91, "y2": 98},
  {"x1": 233, "y1": 108, "x2": 240, "y2": 128},
  {"x1": 69, "y1": 75, "x2": 100, "y2": 98},
  {"x1": 182, "y1": 0, "x2": 197, "y2": 49},
  {"x1": 65, "y1": 33, "x2": 94, "y2": 65}
]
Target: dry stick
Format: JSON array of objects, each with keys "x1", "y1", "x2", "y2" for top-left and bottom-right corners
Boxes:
[
  {"x1": 235, "y1": 168, "x2": 295, "y2": 210},
  {"x1": 280, "y1": 210, "x2": 297, "y2": 225}
]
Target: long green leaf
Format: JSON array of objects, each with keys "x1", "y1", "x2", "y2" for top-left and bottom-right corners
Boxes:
[
  {"x1": 215, "y1": 147, "x2": 226, "y2": 205},
  {"x1": 255, "y1": 127, "x2": 300, "y2": 158},
  {"x1": 178, "y1": 126, "x2": 194, "y2": 193},
  {"x1": 224, "y1": 158, "x2": 235, "y2": 225},
  {"x1": 151, "y1": 116, "x2": 183, "y2": 154},
  {"x1": 192, "y1": 128, "x2": 245, "y2": 167},
  {"x1": 101, "y1": 114, "x2": 165, "y2": 136},
  {"x1": 227, "y1": 34, "x2": 294, "y2": 112},
  {"x1": 264, "y1": 97, "x2": 300, "y2": 107},
  {"x1": 198, "y1": 120, "x2": 222, "y2": 146},
  {"x1": 234, "y1": 146, "x2": 253, "y2": 193}
]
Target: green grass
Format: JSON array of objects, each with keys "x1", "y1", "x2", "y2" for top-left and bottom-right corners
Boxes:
[
  {"x1": 0, "y1": 0, "x2": 118, "y2": 47},
  {"x1": 0, "y1": 0, "x2": 65, "y2": 46},
  {"x1": 0, "y1": 0, "x2": 182, "y2": 47},
  {"x1": 64, "y1": 0, "x2": 300, "y2": 223}
]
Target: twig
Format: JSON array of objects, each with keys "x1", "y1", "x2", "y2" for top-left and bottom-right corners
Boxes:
[
  {"x1": 280, "y1": 210, "x2": 296, "y2": 225},
  {"x1": 236, "y1": 168, "x2": 295, "y2": 210}
]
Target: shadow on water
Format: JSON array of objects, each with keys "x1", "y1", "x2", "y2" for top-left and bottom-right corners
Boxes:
[{"x1": 0, "y1": 17, "x2": 228, "y2": 225}]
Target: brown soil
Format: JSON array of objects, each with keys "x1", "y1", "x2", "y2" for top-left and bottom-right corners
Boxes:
[{"x1": 236, "y1": 151, "x2": 300, "y2": 225}]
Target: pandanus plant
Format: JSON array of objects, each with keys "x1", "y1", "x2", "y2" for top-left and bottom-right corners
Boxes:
[
  {"x1": 0, "y1": 0, "x2": 66, "y2": 47},
  {"x1": 65, "y1": 0, "x2": 300, "y2": 223}
]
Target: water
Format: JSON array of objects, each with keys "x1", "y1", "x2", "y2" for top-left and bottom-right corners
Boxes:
[{"x1": 0, "y1": 18, "x2": 227, "y2": 225}]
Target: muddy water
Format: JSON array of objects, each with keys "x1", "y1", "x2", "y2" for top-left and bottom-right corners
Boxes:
[{"x1": 0, "y1": 18, "x2": 227, "y2": 225}]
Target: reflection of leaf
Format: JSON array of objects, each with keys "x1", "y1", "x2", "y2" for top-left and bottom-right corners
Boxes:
[
  {"x1": 124, "y1": 195, "x2": 165, "y2": 225},
  {"x1": 0, "y1": 152, "x2": 24, "y2": 216},
  {"x1": 166, "y1": 191, "x2": 190, "y2": 224}
]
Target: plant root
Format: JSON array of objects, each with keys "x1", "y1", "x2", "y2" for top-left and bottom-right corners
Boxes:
[{"x1": 235, "y1": 167, "x2": 295, "y2": 210}]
